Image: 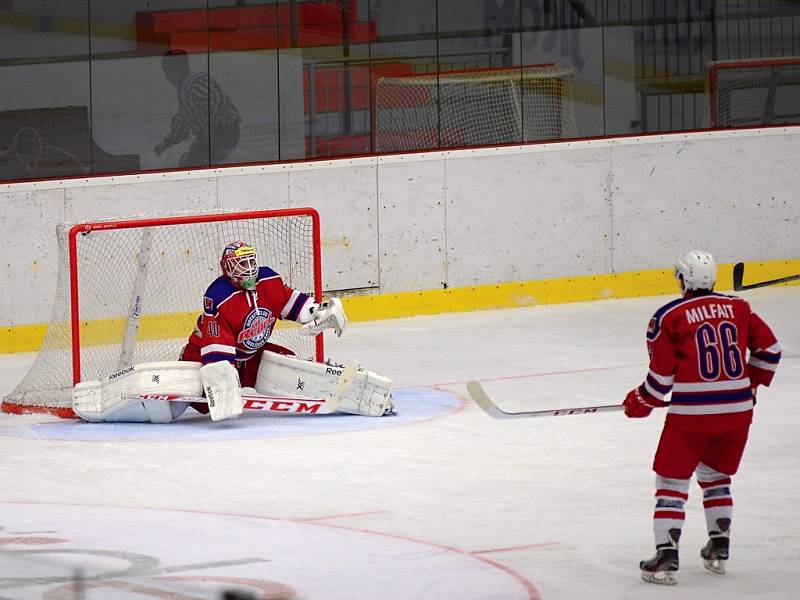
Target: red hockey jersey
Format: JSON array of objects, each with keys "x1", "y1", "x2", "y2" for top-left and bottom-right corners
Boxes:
[
  {"x1": 185, "y1": 266, "x2": 313, "y2": 365},
  {"x1": 642, "y1": 291, "x2": 780, "y2": 431}
]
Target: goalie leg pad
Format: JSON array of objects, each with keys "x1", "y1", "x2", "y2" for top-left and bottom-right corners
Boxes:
[
  {"x1": 72, "y1": 362, "x2": 203, "y2": 423},
  {"x1": 255, "y1": 352, "x2": 393, "y2": 417},
  {"x1": 338, "y1": 369, "x2": 394, "y2": 417},
  {"x1": 200, "y1": 360, "x2": 244, "y2": 422},
  {"x1": 142, "y1": 399, "x2": 189, "y2": 423},
  {"x1": 72, "y1": 381, "x2": 141, "y2": 423},
  {"x1": 72, "y1": 384, "x2": 189, "y2": 423}
]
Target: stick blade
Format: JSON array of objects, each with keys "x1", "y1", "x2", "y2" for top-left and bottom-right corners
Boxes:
[
  {"x1": 468, "y1": 381, "x2": 626, "y2": 419},
  {"x1": 467, "y1": 381, "x2": 515, "y2": 419},
  {"x1": 325, "y1": 359, "x2": 359, "y2": 414},
  {"x1": 731, "y1": 261, "x2": 800, "y2": 291},
  {"x1": 732, "y1": 262, "x2": 745, "y2": 291}
]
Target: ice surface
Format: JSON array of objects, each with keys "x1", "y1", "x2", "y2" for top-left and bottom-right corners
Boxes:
[{"x1": 1, "y1": 288, "x2": 798, "y2": 599}]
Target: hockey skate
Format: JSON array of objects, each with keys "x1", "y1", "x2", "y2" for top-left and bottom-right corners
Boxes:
[
  {"x1": 701, "y1": 519, "x2": 730, "y2": 575},
  {"x1": 640, "y1": 529, "x2": 680, "y2": 585}
]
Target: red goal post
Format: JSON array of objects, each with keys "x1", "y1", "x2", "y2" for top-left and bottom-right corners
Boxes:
[{"x1": 2, "y1": 208, "x2": 323, "y2": 418}]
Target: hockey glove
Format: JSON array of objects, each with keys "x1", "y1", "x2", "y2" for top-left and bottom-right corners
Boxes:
[
  {"x1": 623, "y1": 385, "x2": 666, "y2": 419},
  {"x1": 299, "y1": 298, "x2": 347, "y2": 338}
]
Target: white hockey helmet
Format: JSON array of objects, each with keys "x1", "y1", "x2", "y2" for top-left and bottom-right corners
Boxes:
[{"x1": 675, "y1": 250, "x2": 717, "y2": 293}]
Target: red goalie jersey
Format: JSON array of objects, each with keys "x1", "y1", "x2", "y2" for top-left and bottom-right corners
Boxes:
[
  {"x1": 182, "y1": 266, "x2": 313, "y2": 372},
  {"x1": 642, "y1": 292, "x2": 781, "y2": 432}
]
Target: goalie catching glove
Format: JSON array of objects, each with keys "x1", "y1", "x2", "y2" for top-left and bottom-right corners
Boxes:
[{"x1": 299, "y1": 298, "x2": 347, "y2": 338}]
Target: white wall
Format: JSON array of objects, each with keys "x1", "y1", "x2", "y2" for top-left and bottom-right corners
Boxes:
[{"x1": 1, "y1": 126, "x2": 798, "y2": 327}]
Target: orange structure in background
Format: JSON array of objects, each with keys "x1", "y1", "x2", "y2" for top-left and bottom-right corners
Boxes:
[{"x1": 136, "y1": 2, "x2": 376, "y2": 52}]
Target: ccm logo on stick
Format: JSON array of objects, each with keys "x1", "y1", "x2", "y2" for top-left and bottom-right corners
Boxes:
[
  {"x1": 244, "y1": 400, "x2": 321, "y2": 413},
  {"x1": 553, "y1": 408, "x2": 598, "y2": 416}
]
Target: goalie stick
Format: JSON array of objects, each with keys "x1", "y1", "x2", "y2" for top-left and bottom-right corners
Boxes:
[
  {"x1": 130, "y1": 392, "x2": 339, "y2": 415},
  {"x1": 732, "y1": 262, "x2": 800, "y2": 291},
  {"x1": 467, "y1": 381, "x2": 624, "y2": 419}
]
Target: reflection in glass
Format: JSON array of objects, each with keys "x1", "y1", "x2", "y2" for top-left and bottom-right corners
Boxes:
[
  {"x1": 155, "y1": 49, "x2": 242, "y2": 167},
  {"x1": 0, "y1": 2, "x2": 93, "y2": 180},
  {"x1": 2, "y1": 1, "x2": 800, "y2": 182},
  {"x1": 521, "y1": 1, "x2": 604, "y2": 139},
  {"x1": 435, "y1": 0, "x2": 523, "y2": 148},
  {"x1": 368, "y1": 0, "x2": 438, "y2": 153},
  {"x1": 279, "y1": 0, "x2": 376, "y2": 160},
  {"x1": 206, "y1": 0, "x2": 280, "y2": 165},
  {"x1": 90, "y1": 0, "x2": 208, "y2": 172}
]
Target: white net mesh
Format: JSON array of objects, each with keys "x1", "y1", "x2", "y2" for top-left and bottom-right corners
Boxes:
[
  {"x1": 706, "y1": 57, "x2": 800, "y2": 128},
  {"x1": 374, "y1": 64, "x2": 577, "y2": 153},
  {"x1": 2, "y1": 209, "x2": 321, "y2": 416}
]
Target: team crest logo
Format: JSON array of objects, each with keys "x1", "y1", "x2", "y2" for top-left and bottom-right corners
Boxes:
[
  {"x1": 238, "y1": 307, "x2": 276, "y2": 350},
  {"x1": 203, "y1": 296, "x2": 214, "y2": 314}
]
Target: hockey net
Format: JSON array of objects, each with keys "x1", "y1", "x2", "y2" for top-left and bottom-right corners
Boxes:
[
  {"x1": 374, "y1": 64, "x2": 577, "y2": 153},
  {"x1": 2, "y1": 208, "x2": 323, "y2": 418},
  {"x1": 706, "y1": 57, "x2": 800, "y2": 128}
]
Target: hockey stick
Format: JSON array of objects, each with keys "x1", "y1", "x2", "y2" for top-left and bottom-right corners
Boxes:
[
  {"x1": 133, "y1": 392, "x2": 339, "y2": 415},
  {"x1": 467, "y1": 381, "x2": 624, "y2": 419},
  {"x1": 732, "y1": 262, "x2": 800, "y2": 291}
]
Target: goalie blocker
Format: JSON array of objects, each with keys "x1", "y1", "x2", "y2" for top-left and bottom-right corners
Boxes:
[{"x1": 72, "y1": 353, "x2": 394, "y2": 423}]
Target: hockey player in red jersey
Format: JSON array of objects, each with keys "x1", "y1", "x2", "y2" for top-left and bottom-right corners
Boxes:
[
  {"x1": 71, "y1": 241, "x2": 395, "y2": 423},
  {"x1": 179, "y1": 241, "x2": 345, "y2": 413},
  {"x1": 624, "y1": 250, "x2": 781, "y2": 585}
]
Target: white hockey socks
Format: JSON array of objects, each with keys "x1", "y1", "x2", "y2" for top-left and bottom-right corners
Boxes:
[
  {"x1": 697, "y1": 463, "x2": 733, "y2": 537},
  {"x1": 653, "y1": 475, "x2": 689, "y2": 548}
]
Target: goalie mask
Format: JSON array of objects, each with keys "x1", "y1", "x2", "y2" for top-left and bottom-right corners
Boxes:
[
  {"x1": 675, "y1": 250, "x2": 716, "y2": 293},
  {"x1": 221, "y1": 241, "x2": 259, "y2": 291}
]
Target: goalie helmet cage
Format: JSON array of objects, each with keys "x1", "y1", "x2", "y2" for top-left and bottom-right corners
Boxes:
[
  {"x1": 2, "y1": 208, "x2": 323, "y2": 418},
  {"x1": 706, "y1": 56, "x2": 800, "y2": 128},
  {"x1": 373, "y1": 63, "x2": 577, "y2": 153}
]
